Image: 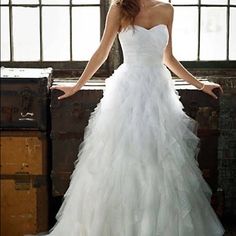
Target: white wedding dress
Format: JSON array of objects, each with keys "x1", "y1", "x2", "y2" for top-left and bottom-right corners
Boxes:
[{"x1": 31, "y1": 24, "x2": 225, "y2": 236}]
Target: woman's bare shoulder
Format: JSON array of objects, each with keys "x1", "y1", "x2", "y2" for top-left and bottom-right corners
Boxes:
[
  {"x1": 154, "y1": 1, "x2": 174, "y2": 21},
  {"x1": 109, "y1": 2, "x2": 121, "y2": 16},
  {"x1": 110, "y1": 1, "x2": 121, "y2": 12},
  {"x1": 106, "y1": 2, "x2": 121, "y2": 27},
  {"x1": 155, "y1": 1, "x2": 174, "y2": 10}
]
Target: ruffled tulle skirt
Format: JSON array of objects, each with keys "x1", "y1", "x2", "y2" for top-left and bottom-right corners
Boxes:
[{"x1": 26, "y1": 63, "x2": 225, "y2": 236}]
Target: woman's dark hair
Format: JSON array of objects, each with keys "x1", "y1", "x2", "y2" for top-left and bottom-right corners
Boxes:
[{"x1": 112, "y1": 0, "x2": 140, "y2": 29}]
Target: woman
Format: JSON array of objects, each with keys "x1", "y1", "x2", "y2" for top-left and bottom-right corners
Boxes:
[{"x1": 39, "y1": 0, "x2": 225, "y2": 235}]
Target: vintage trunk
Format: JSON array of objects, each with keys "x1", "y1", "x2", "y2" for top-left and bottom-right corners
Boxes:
[
  {"x1": 0, "y1": 67, "x2": 53, "y2": 131},
  {"x1": 50, "y1": 79, "x2": 104, "y2": 196},
  {"x1": 50, "y1": 79, "x2": 221, "y2": 196},
  {"x1": 176, "y1": 79, "x2": 221, "y2": 192},
  {"x1": 0, "y1": 131, "x2": 49, "y2": 236}
]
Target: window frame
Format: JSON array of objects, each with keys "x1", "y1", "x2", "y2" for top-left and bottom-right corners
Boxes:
[
  {"x1": 1, "y1": 0, "x2": 236, "y2": 76},
  {"x1": 1, "y1": 0, "x2": 111, "y2": 77},
  {"x1": 169, "y1": 0, "x2": 236, "y2": 69}
]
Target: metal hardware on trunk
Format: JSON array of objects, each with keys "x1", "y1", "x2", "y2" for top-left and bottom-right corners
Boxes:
[{"x1": 15, "y1": 172, "x2": 31, "y2": 190}]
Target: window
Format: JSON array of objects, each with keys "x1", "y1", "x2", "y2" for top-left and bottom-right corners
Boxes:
[
  {"x1": 168, "y1": 0, "x2": 236, "y2": 68},
  {"x1": 1, "y1": 0, "x2": 235, "y2": 73},
  {"x1": 0, "y1": 0, "x2": 109, "y2": 75}
]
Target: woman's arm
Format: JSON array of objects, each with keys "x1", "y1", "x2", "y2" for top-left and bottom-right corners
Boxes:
[
  {"x1": 51, "y1": 4, "x2": 120, "y2": 100},
  {"x1": 163, "y1": 4, "x2": 223, "y2": 99}
]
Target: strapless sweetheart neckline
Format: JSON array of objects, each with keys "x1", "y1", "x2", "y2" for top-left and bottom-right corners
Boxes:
[
  {"x1": 133, "y1": 23, "x2": 168, "y2": 31},
  {"x1": 119, "y1": 23, "x2": 169, "y2": 37}
]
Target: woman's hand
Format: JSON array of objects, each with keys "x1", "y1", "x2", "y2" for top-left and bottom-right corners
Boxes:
[
  {"x1": 201, "y1": 82, "x2": 224, "y2": 99},
  {"x1": 50, "y1": 85, "x2": 78, "y2": 100}
]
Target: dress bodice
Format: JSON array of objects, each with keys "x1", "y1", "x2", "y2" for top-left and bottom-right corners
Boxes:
[{"x1": 118, "y1": 24, "x2": 169, "y2": 66}]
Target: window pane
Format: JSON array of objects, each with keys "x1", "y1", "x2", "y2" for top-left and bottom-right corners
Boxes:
[
  {"x1": 42, "y1": 7, "x2": 70, "y2": 61},
  {"x1": 172, "y1": 7, "x2": 198, "y2": 60},
  {"x1": 171, "y1": 0, "x2": 198, "y2": 4},
  {"x1": 42, "y1": 0, "x2": 69, "y2": 4},
  {"x1": 201, "y1": 0, "x2": 227, "y2": 4},
  {"x1": 200, "y1": 7, "x2": 227, "y2": 60},
  {"x1": 73, "y1": 0, "x2": 100, "y2": 4},
  {"x1": 1, "y1": 0, "x2": 9, "y2": 4},
  {"x1": 230, "y1": 0, "x2": 236, "y2": 4},
  {"x1": 12, "y1": 0, "x2": 38, "y2": 4},
  {"x1": 72, "y1": 7, "x2": 100, "y2": 61},
  {"x1": 1, "y1": 6, "x2": 10, "y2": 61},
  {"x1": 229, "y1": 8, "x2": 236, "y2": 59},
  {"x1": 13, "y1": 7, "x2": 40, "y2": 61}
]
